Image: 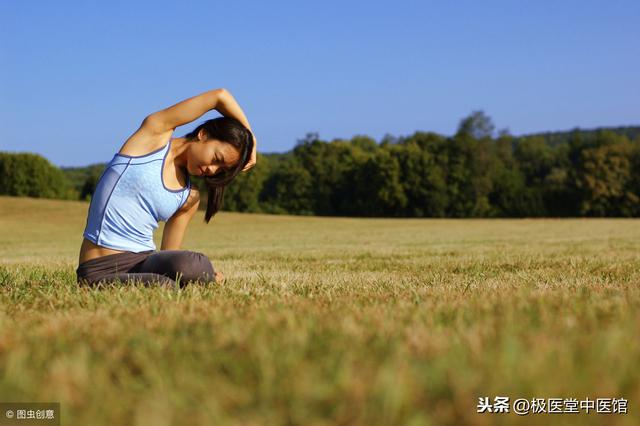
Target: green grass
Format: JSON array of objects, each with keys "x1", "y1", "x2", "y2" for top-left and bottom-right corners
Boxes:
[{"x1": 0, "y1": 195, "x2": 639, "y2": 425}]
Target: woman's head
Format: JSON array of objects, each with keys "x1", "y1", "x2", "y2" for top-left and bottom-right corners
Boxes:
[{"x1": 183, "y1": 116, "x2": 254, "y2": 223}]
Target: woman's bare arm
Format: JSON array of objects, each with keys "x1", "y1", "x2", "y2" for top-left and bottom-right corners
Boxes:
[
  {"x1": 146, "y1": 88, "x2": 257, "y2": 171},
  {"x1": 145, "y1": 88, "x2": 227, "y2": 132},
  {"x1": 160, "y1": 191, "x2": 200, "y2": 250}
]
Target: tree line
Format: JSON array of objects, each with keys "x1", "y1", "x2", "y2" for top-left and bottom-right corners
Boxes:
[{"x1": 1, "y1": 111, "x2": 639, "y2": 217}]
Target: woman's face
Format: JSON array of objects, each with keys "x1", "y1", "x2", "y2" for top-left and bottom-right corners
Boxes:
[{"x1": 186, "y1": 135, "x2": 241, "y2": 177}]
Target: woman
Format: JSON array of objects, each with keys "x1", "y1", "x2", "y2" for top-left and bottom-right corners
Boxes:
[{"x1": 76, "y1": 88, "x2": 257, "y2": 290}]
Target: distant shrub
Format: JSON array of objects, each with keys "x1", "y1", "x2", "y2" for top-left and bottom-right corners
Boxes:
[{"x1": 0, "y1": 152, "x2": 76, "y2": 199}]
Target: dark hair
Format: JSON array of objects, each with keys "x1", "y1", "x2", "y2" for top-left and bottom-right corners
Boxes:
[{"x1": 184, "y1": 116, "x2": 254, "y2": 223}]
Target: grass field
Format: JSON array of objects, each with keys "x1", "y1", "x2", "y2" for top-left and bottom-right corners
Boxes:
[{"x1": 0, "y1": 195, "x2": 638, "y2": 426}]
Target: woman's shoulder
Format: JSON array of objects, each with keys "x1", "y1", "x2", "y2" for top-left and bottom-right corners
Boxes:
[{"x1": 117, "y1": 121, "x2": 174, "y2": 157}]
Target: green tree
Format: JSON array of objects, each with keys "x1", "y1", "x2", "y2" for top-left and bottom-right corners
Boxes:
[
  {"x1": 222, "y1": 153, "x2": 271, "y2": 213},
  {"x1": 395, "y1": 132, "x2": 448, "y2": 217},
  {"x1": 293, "y1": 137, "x2": 366, "y2": 215},
  {"x1": 259, "y1": 157, "x2": 314, "y2": 215},
  {"x1": 575, "y1": 138, "x2": 637, "y2": 216},
  {"x1": 0, "y1": 152, "x2": 75, "y2": 199},
  {"x1": 347, "y1": 147, "x2": 407, "y2": 217},
  {"x1": 456, "y1": 110, "x2": 495, "y2": 140}
]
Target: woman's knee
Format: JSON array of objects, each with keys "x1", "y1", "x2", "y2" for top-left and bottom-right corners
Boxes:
[
  {"x1": 160, "y1": 251, "x2": 215, "y2": 283},
  {"x1": 137, "y1": 250, "x2": 216, "y2": 284},
  {"x1": 176, "y1": 251, "x2": 215, "y2": 283}
]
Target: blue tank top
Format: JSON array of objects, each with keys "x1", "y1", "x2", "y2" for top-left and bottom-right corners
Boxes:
[{"x1": 82, "y1": 136, "x2": 191, "y2": 252}]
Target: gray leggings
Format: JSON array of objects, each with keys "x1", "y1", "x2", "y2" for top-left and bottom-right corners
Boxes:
[{"x1": 76, "y1": 250, "x2": 216, "y2": 290}]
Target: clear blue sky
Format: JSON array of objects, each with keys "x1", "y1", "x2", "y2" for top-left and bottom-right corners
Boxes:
[{"x1": 1, "y1": 0, "x2": 638, "y2": 167}]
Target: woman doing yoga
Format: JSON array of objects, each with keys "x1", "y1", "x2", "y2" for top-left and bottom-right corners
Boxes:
[{"x1": 76, "y1": 88, "x2": 256, "y2": 289}]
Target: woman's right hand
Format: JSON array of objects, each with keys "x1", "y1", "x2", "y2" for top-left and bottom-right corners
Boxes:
[{"x1": 241, "y1": 135, "x2": 257, "y2": 172}]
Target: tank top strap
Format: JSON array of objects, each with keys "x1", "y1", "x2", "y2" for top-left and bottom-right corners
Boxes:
[{"x1": 116, "y1": 139, "x2": 172, "y2": 164}]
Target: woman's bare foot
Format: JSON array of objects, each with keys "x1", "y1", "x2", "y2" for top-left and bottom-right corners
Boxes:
[{"x1": 214, "y1": 271, "x2": 225, "y2": 284}]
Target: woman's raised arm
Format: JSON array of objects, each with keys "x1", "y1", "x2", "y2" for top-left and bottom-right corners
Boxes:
[
  {"x1": 146, "y1": 88, "x2": 257, "y2": 171},
  {"x1": 145, "y1": 88, "x2": 227, "y2": 133}
]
